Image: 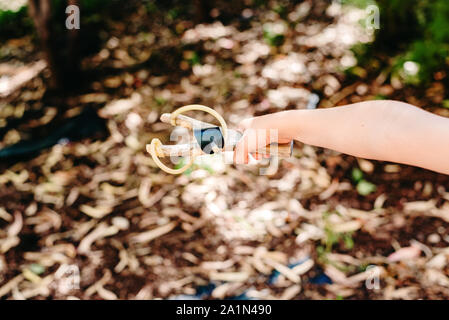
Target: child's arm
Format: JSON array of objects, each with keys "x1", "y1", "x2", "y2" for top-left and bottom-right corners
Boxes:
[{"x1": 234, "y1": 100, "x2": 449, "y2": 175}]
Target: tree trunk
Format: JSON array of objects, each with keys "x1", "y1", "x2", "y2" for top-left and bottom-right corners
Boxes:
[
  {"x1": 28, "y1": 0, "x2": 81, "y2": 91},
  {"x1": 28, "y1": 0, "x2": 59, "y2": 89}
]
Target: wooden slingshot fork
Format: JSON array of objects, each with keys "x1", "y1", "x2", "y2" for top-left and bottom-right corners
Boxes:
[{"x1": 146, "y1": 105, "x2": 293, "y2": 174}]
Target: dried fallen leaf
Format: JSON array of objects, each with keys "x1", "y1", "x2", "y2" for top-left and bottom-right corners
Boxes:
[
  {"x1": 0, "y1": 275, "x2": 24, "y2": 298},
  {"x1": 291, "y1": 259, "x2": 314, "y2": 275},
  {"x1": 79, "y1": 204, "x2": 113, "y2": 219},
  {"x1": 78, "y1": 223, "x2": 119, "y2": 254},
  {"x1": 330, "y1": 220, "x2": 362, "y2": 233},
  {"x1": 130, "y1": 221, "x2": 177, "y2": 244},
  {"x1": 387, "y1": 245, "x2": 421, "y2": 263},
  {"x1": 8, "y1": 212, "x2": 23, "y2": 237},
  {"x1": 201, "y1": 259, "x2": 235, "y2": 270},
  {"x1": 99, "y1": 92, "x2": 142, "y2": 117},
  {"x1": 0, "y1": 208, "x2": 12, "y2": 222},
  {"x1": 279, "y1": 284, "x2": 301, "y2": 300},
  {"x1": 263, "y1": 258, "x2": 301, "y2": 284},
  {"x1": 209, "y1": 272, "x2": 249, "y2": 282}
]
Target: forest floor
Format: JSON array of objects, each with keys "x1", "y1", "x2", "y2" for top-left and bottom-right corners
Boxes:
[{"x1": 1, "y1": 0, "x2": 449, "y2": 300}]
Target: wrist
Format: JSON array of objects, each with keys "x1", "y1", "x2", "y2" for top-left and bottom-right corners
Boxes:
[{"x1": 277, "y1": 110, "x2": 304, "y2": 141}]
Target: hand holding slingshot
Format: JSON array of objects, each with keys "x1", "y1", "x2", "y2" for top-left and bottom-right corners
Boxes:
[{"x1": 147, "y1": 105, "x2": 293, "y2": 174}]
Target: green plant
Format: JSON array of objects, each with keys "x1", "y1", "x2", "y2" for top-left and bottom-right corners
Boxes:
[
  {"x1": 174, "y1": 157, "x2": 192, "y2": 175},
  {"x1": 154, "y1": 97, "x2": 167, "y2": 106},
  {"x1": 320, "y1": 211, "x2": 356, "y2": 255},
  {"x1": 323, "y1": 226, "x2": 355, "y2": 252},
  {"x1": 0, "y1": 3, "x2": 33, "y2": 39},
  {"x1": 317, "y1": 219, "x2": 356, "y2": 273},
  {"x1": 442, "y1": 100, "x2": 449, "y2": 109},
  {"x1": 346, "y1": 0, "x2": 449, "y2": 84},
  {"x1": 29, "y1": 263, "x2": 45, "y2": 275},
  {"x1": 263, "y1": 22, "x2": 286, "y2": 47},
  {"x1": 356, "y1": 180, "x2": 377, "y2": 196},
  {"x1": 184, "y1": 51, "x2": 200, "y2": 66},
  {"x1": 351, "y1": 167, "x2": 364, "y2": 183},
  {"x1": 351, "y1": 167, "x2": 376, "y2": 196}
]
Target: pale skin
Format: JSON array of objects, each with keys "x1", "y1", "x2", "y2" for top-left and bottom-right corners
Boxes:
[{"x1": 234, "y1": 100, "x2": 449, "y2": 175}]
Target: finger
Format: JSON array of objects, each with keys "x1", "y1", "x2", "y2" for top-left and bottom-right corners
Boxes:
[
  {"x1": 234, "y1": 128, "x2": 271, "y2": 164},
  {"x1": 234, "y1": 131, "x2": 250, "y2": 164},
  {"x1": 252, "y1": 152, "x2": 262, "y2": 160},
  {"x1": 247, "y1": 153, "x2": 259, "y2": 165},
  {"x1": 237, "y1": 118, "x2": 254, "y2": 132}
]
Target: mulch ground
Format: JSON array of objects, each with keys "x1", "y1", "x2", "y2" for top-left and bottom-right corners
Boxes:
[{"x1": 1, "y1": 0, "x2": 449, "y2": 300}]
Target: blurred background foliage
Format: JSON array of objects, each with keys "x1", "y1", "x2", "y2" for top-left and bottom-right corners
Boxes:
[
  {"x1": 1, "y1": 0, "x2": 448, "y2": 86},
  {"x1": 0, "y1": 0, "x2": 32, "y2": 38},
  {"x1": 345, "y1": 0, "x2": 449, "y2": 84}
]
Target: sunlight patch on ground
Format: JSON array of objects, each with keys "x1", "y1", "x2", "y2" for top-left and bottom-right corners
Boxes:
[{"x1": 0, "y1": 0, "x2": 27, "y2": 12}]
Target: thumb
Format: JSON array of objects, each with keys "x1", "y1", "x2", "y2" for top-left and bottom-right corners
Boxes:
[{"x1": 237, "y1": 118, "x2": 254, "y2": 132}]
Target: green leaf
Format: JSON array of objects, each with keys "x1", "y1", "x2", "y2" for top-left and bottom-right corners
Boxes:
[
  {"x1": 174, "y1": 157, "x2": 192, "y2": 175},
  {"x1": 351, "y1": 168, "x2": 364, "y2": 183},
  {"x1": 343, "y1": 234, "x2": 354, "y2": 250},
  {"x1": 356, "y1": 180, "x2": 377, "y2": 196},
  {"x1": 263, "y1": 32, "x2": 284, "y2": 47},
  {"x1": 154, "y1": 97, "x2": 166, "y2": 106},
  {"x1": 374, "y1": 94, "x2": 387, "y2": 100},
  {"x1": 442, "y1": 100, "x2": 449, "y2": 109},
  {"x1": 186, "y1": 51, "x2": 200, "y2": 66},
  {"x1": 29, "y1": 263, "x2": 45, "y2": 275}
]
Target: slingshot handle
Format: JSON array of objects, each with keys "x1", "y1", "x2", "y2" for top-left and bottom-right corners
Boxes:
[
  {"x1": 146, "y1": 143, "x2": 195, "y2": 157},
  {"x1": 225, "y1": 130, "x2": 293, "y2": 158},
  {"x1": 160, "y1": 113, "x2": 216, "y2": 129},
  {"x1": 146, "y1": 141, "x2": 293, "y2": 158},
  {"x1": 256, "y1": 141, "x2": 294, "y2": 158}
]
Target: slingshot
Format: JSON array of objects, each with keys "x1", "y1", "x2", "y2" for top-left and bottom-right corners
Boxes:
[{"x1": 147, "y1": 105, "x2": 293, "y2": 174}]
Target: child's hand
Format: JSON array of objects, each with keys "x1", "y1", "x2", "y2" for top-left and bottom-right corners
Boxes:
[{"x1": 234, "y1": 112, "x2": 293, "y2": 164}]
